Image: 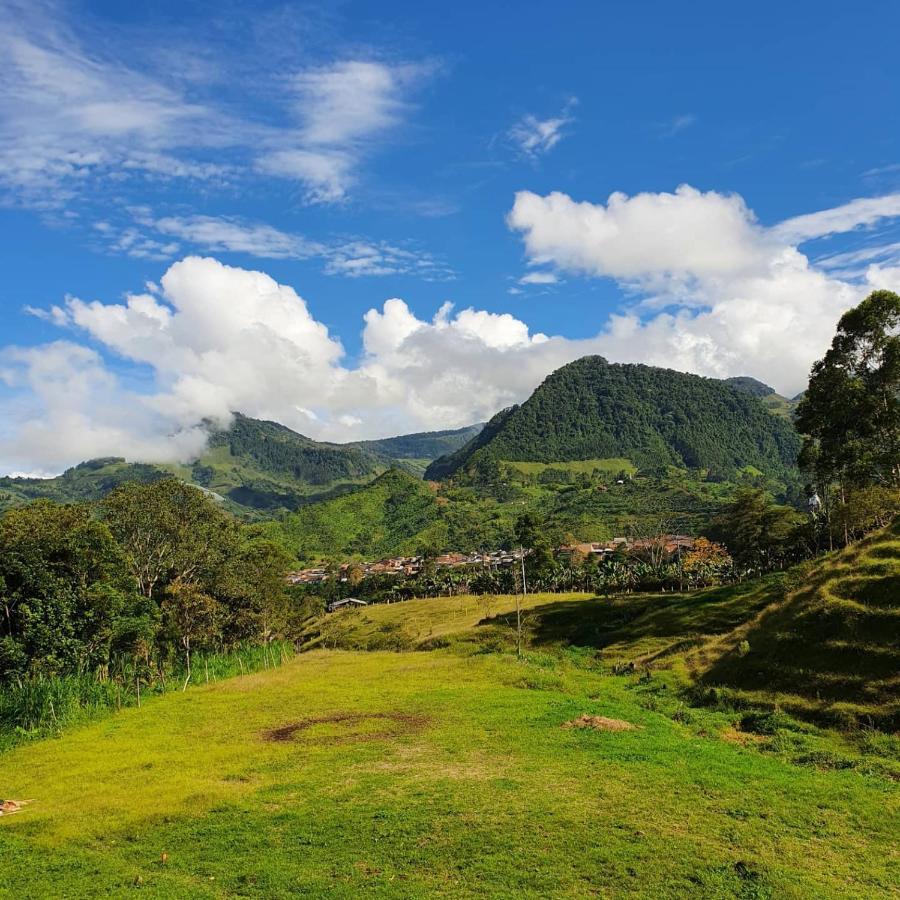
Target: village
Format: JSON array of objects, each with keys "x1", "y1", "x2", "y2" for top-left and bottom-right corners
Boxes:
[{"x1": 285, "y1": 534, "x2": 697, "y2": 586}]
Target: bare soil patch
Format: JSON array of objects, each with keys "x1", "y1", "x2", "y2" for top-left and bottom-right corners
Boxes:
[
  {"x1": 263, "y1": 711, "x2": 429, "y2": 744},
  {"x1": 0, "y1": 800, "x2": 34, "y2": 817},
  {"x1": 562, "y1": 714, "x2": 642, "y2": 732},
  {"x1": 720, "y1": 726, "x2": 769, "y2": 747}
]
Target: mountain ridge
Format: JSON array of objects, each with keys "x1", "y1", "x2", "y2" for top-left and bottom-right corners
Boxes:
[{"x1": 425, "y1": 357, "x2": 801, "y2": 481}]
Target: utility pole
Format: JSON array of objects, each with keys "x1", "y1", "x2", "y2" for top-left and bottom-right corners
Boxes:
[{"x1": 516, "y1": 545, "x2": 526, "y2": 659}]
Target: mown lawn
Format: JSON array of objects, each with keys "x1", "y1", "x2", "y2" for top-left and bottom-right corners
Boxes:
[{"x1": 2, "y1": 648, "x2": 897, "y2": 898}]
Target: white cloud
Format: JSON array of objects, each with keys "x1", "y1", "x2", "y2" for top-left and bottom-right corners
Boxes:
[
  {"x1": 509, "y1": 100, "x2": 576, "y2": 158},
  {"x1": 518, "y1": 271, "x2": 558, "y2": 285},
  {"x1": 96, "y1": 213, "x2": 453, "y2": 279},
  {"x1": 0, "y1": 4, "x2": 240, "y2": 203},
  {"x1": 150, "y1": 215, "x2": 322, "y2": 259},
  {"x1": 6, "y1": 184, "x2": 900, "y2": 474},
  {"x1": 508, "y1": 185, "x2": 900, "y2": 393},
  {"x1": 772, "y1": 193, "x2": 900, "y2": 243},
  {"x1": 660, "y1": 113, "x2": 697, "y2": 137},
  {"x1": 0, "y1": 258, "x2": 554, "y2": 472},
  {"x1": 257, "y1": 60, "x2": 432, "y2": 202},
  {"x1": 508, "y1": 185, "x2": 771, "y2": 280}
]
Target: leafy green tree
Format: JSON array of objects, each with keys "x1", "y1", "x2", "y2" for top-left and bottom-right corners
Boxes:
[
  {"x1": 161, "y1": 579, "x2": 222, "y2": 689},
  {"x1": 710, "y1": 489, "x2": 804, "y2": 573},
  {"x1": 0, "y1": 501, "x2": 137, "y2": 678},
  {"x1": 101, "y1": 479, "x2": 236, "y2": 599},
  {"x1": 797, "y1": 290, "x2": 900, "y2": 490},
  {"x1": 216, "y1": 538, "x2": 292, "y2": 648}
]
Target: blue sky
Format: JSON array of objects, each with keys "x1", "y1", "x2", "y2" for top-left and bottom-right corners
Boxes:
[{"x1": 2, "y1": 0, "x2": 900, "y2": 473}]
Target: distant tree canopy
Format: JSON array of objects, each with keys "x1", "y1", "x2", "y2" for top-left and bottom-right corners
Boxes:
[
  {"x1": 426, "y1": 358, "x2": 800, "y2": 482},
  {"x1": 797, "y1": 290, "x2": 900, "y2": 490}
]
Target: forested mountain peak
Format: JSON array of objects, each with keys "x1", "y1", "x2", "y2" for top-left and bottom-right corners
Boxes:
[{"x1": 425, "y1": 356, "x2": 801, "y2": 481}]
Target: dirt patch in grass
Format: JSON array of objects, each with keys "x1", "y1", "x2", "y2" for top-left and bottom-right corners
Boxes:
[
  {"x1": 562, "y1": 714, "x2": 642, "y2": 732},
  {"x1": 263, "y1": 711, "x2": 430, "y2": 744},
  {"x1": 0, "y1": 799, "x2": 34, "y2": 817},
  {"x1": 720, "y1": 726, "x2": 768, "y2": 747}
]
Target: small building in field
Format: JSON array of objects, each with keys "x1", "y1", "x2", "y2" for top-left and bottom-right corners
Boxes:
[{"x1": 326, "y1": 597, "x2": 368, "y2": 613}]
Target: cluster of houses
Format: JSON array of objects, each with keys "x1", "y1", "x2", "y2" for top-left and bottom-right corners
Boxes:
[
  {"x1": 286, "y1": 535, "x2": 696, "y2": 586},
  {"x1": 286, "y1": 549, "x2": 528, "y2": 585}
]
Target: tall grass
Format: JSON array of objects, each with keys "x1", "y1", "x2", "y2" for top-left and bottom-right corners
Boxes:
[{"x1": 0, "y1": 641, "x2": 294, "y2": 749}]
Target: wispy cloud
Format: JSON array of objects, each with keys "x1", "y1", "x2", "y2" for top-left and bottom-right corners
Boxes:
[
  {"x1": 772, "y1": 193, "x2": 900, "y2": 243},
  {"x1": 509, "y1": 99, "x2": 577, "y2": 159},
  {"x1": 257, "y1": 60, "x2": 435, "y2": 203},
  {"x1": 862, "y1": 162, "x2": 900, "y2": 178},
  {"x1": 0, "y1": 4, "x2": 434, "y2": 208},
  {"x1": 95, "y1": 212, "x2": 454, "y2": 279},
  {"x1": 659, "y1": 113, "x2": 697, "y2": 137},
  {"x1": 518, "y1": 271, "x2": 558, "y2": 285}
]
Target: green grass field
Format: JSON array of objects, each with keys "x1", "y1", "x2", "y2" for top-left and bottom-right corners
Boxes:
[
  {"x1": 2, "y1": 523, "x2": 898, "y2": 898},
  {"x1": 2, "y1": 647, "x2": 897, "y2": 898}
]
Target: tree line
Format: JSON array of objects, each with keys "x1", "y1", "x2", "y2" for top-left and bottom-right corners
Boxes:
[{"x1": 0, "y1": 480, "x2": 296, "y2": 691}]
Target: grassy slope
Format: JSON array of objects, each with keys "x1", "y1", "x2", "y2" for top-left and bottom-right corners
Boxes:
[
  {"x1": 504, "y1": 457, "x2": 637, "y2": 476},
  {"x1": 318, "y1": 520, "x2": 900, "y2": 729},
  {"x1": 266, "y1": 468, "x2": 744, "y2": 564},
  {"x1": 2, "y1": 650, "x2": 897, "y2": 898},
  {"x1": 3, "y1": 529, "x2": 899, "y2": 896},
  {"x1": 688, "y1": 518, "x2": 900, "y2": 728},
  {"x1": 263, "y1": 469, "x2": 446, "y2": 561}
]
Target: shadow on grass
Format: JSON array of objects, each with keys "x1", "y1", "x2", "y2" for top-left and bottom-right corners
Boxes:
[{"x1": 476, "y1": 577, "x2": 787, "y2": 654}]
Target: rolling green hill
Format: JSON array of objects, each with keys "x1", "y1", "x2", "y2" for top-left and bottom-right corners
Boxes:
[
  {"x1": 689, "y1": 516, "x2": 900, "y2": 729},
  {"x1": 349, "y1": 423, "x2": 483, "y2": 465},
  {"x1": 2, "y1": 533, "x2": 897, "y2": 897},
  {"x1": 306, "y1": 517, "x2": 900, "y2": 732},
  {"x1": 0, "y1": 416, "x2": 483, "y2": 518},
  {"x1": 266, "y1": 463, "x2": 760, "y2": 564},
  {"x1": 263, "y1": 468, "x2": 446, "y2": 560},
  {"x1": 0, "y1": 415, "x2": 391, "y2": 518},
  {"x1": 426, "y1": 357, "x2": 801, "y2": 481}
]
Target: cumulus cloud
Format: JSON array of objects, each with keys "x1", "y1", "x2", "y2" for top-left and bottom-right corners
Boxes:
[
  {"x1": 508, "y1": 185, "x2": 900, "y2": 392},
  {"x1": 0, "y1": 258, "x2": 555, "y2": 473},
  {"x1": 6, "y1": 185, "x2": 900, "y2": 474},
  {"x1": 509, "y1": 100, "x2": 577, "y2": 158}
]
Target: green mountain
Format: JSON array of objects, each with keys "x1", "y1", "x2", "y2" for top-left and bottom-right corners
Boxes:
[
  {"x1": 348, "y1": 423, "x2": 483, "y2": 476},
  {"x1": 724, "y1": 376, "x2": 799, "y2": 420},
  {"x1": 426, "y1": 357, "x2": 801, "y2": 482},
  {"x1": 0, "y1": 458, "x2": 173, "y2": 512},
  {"x1": 350, "y1": 423, "x2": 483, "y2": 460},
  {"x1": 0, "y1": 415, "x2": 481, "y2": 518}
]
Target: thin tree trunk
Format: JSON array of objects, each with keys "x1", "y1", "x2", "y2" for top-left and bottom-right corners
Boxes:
[{"x1": 182, "y1": 645, "x2": 191, "y2": 692}]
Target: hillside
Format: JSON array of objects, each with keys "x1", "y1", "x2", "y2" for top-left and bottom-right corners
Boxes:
[
  {"x1": 306, "y1": 518, "x2": 900, "y2": 731},
  {"x1": 263, "y1": 468, "x2": 445, "y2": 560},
  {"x1": 349, "y1": 423, "x2": 483, "y2": 468},
  {"x1": 0, "y1": 417, "x2": 482, "y2": 518},
  {"x1": 3, "y1": 598, "x2": 897, "y2": 896},
  {"x1": 725, "y1": 376, "x2": 799, "y2": 420},
  {"x1": 264, "y1": 463, "x2": 750, "y2": 563},
  {"x1": 0, "y1": 458, "x2": 172, "y2": 510},
  {"x1": 689, "y1": 517, "x2": 900, "y2": 729},
  {"x1": 426, "y1": 357, "x2": 801, "y2": 482}
]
